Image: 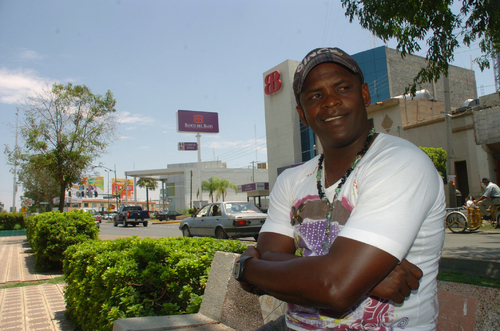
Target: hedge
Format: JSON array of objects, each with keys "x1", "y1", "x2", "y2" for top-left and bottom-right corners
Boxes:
[
  {"x1": 26, "y1": 210, "x2": 99, "y2": 272},
  {"x1": 63, "y1": 237, "x2": 246, "y2": 331},
  {"x1": 0, "y1": 212, "x2": 25, "y2": 230}
]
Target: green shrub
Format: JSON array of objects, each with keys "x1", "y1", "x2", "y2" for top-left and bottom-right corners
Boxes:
[
  {"x1": 0, "y1": 212, "x2": 26, "y2": 230},
  {"x1": 63, "y1": 236, "x2": 246, "y2": 331},
  {"x1": 26, "y1": 210, "x2": 99, "y2": 272}
]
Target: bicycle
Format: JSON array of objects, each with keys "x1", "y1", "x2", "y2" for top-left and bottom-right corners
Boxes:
[{"x1": 445, "y1": 203, "x2": 500, "y2": 232}]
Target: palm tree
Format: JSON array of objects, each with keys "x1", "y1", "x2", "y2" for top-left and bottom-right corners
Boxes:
[
  {"x1": 216, "y1": 178, "x2": 238, "y2": 202},
  {"x1": 137, "y1": 178, "x2": 158, "y2": 211},
  {"x1": 201, "y1": 176, "x2": 221, "y2": 202}
]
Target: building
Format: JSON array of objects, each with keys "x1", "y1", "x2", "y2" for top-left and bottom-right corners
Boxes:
[
  {"x1": 125, "y1": 161, "x2": 269, "y2": 212},
  {"x1": 263, "y1": 46, "x2": 499, "y2": 206},
  {"x1": 52, "y1": 196, "x2": 155, "y2": 213}
]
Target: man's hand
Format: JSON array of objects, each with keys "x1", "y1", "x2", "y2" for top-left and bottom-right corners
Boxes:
[
  {"x1": 369, "y1": 259, "x2": 422, "y2": 303},
  {"x1": 237, "y1": 246, "x2": 265, "y2": 294}
]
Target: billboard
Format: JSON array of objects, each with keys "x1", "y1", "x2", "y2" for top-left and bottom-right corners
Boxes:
[
  {"x1": 177, "y1": 110, "x2": 219, "y2": 134},
  {"x1": 71, "y1": 177, "x2": 105, "y2": 198},
  {"x1": 112, "y1": 178, "x2": 134, "y2": 199}
]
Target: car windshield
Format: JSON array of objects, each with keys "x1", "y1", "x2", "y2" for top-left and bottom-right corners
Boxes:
[{"x1": 223, "y1": 202, "x2": 261, "y2": 214}]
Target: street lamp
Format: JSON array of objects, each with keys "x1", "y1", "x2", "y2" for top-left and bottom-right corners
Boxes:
[{"x1": 94, "y1": 164, "x2": 117, "y2": 210}]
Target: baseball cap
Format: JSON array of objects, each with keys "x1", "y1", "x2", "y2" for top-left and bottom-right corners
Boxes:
[
  {"x1": 293, "y1": 47, "x2": 364, "y2": 105},
  {"x1": 482, "y1": 177, "x2": 489, "y2": 182}
]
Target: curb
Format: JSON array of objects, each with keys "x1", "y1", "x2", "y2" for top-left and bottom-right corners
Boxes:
[{"x1": 439, "y1": 257, "x2": 500, "y2": 279}]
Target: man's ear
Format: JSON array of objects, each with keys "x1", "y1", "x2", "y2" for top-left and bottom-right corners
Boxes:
[
  {"x1": 361, "y1": 82, "x2": 371, "y2": 107},
  {"x1": 296, "y1": 105, "x2": 308, "y2": 126}
]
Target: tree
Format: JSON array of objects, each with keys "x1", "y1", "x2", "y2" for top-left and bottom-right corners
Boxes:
[
  {"x1": 137, "y1": 178, "x2": 158, "y2": 211},
  {"x1": 419, "y1": 147, "x2": 447, "y2": 179},
  {"x1": 215, "y1": 178, "x2": 239, "y2": 202},
  {"x1": 5, "y1": 83, "x2": 117, "y2": 212},
  {"x1": 17, "y1": 158, "x2": 59, "y2": 211},
  {"x1": 201, "y1": 176, "x2": 221, "y2": 202},
  {"x1": 341, "y1": 0, "x2": 500, "y2": 95}
]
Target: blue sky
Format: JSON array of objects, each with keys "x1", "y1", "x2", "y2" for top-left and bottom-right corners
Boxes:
[{"x1": 0, "y1": 0, "x2": 496, "y2": 210}]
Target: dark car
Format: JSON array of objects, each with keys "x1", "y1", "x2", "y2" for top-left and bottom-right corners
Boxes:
[
  {"x1": 156, "y1": 210, "x2": 182, "y2": 221},
  {"x1": 178, "y1": 201, "x2": 266, "y2": 241}
]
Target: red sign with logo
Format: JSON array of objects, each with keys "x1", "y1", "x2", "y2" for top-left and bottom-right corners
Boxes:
[{"x1": 264, "y1": 71, "x2": 282, "y2": 95}]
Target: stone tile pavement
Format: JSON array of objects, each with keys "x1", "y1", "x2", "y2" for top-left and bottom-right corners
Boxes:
[{"x1": 0, "y1": 236, "x2": 73, "y2": 331}]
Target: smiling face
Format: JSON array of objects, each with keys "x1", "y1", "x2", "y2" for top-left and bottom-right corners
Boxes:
[{"x1": 296, "y1": 62, "x2": 371, "y2": 151}]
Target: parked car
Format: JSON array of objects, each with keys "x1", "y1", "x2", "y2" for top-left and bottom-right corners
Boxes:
[
  {"x1": 156, "y1": 210, "x2": 182, "y2": 221},
  {"x1": 114, "y1": 205, "x2": 150, "y2": 227},
  {"x1": 83, "y1": 209, "x2": 101, "y2": 229},
  {"x1": 178, "y1": 202, "x2": 266, "y2": 240}
]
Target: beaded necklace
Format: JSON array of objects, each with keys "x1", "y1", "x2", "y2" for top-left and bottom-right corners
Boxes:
[{"x1": 316, "y1": 127, "x2": 375, "y2": 252}]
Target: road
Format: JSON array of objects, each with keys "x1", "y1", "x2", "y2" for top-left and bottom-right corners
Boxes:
[
  {"x1": 98, "y1": 220, "x2": 258, "y2": 243},
  {"x1": 99, "y1": 220, "x2": 182, "y2": 238}
]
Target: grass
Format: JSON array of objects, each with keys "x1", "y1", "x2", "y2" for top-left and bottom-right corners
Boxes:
[
  {"x1": 0, "y1": 276, "x2": 65, "y2": 289},
  {"x1": 437, "y1": 271, "x2": 500, "y2": 289}
]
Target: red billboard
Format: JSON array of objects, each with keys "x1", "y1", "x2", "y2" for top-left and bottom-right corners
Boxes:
[{"x1": 177, "y1": 110, "x2": 219, "y2": 134}]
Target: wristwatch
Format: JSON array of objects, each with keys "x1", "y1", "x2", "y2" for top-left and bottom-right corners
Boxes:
[{"x1": 233, "y1": 256, "x2": 253, "y2": 282}]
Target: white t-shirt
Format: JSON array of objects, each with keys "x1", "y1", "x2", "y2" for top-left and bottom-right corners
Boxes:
[
  {"x1": 261, "y1": 133, "x2": 446, "y2": 331},
  {"x1": 483, "y1": 182, "x2": 500, "y2": 199}
]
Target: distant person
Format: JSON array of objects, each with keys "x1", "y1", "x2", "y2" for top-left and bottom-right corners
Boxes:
[
  {"x1": 474, "y1": 178, "x2": 500, "y2": 219},
  {"x1": 233, "y1": 47, "x2": 446, "y2": 330},
  {"x1": 465, "y1": 195, "x2": 475, "y2": 208}
]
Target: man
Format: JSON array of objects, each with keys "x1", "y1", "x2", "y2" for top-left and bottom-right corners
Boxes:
[
  {"x1": 234, "y1": 48, "x2": 445, "y2": 330},
  {"x1": 474, "y1": 178, "x2": 500, "y2": 219}
]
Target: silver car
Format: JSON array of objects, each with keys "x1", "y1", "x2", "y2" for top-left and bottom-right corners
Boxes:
[{"x1": 179, "y1": 202, "x2": 266, "y2": 240}]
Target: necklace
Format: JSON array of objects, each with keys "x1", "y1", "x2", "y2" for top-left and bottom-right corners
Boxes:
[{"x1": 316, "y1": 128, "x2": 375, "y2": 252}]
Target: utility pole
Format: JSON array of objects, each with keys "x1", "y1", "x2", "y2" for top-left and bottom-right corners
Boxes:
[
  {"x1": 444, "y1": 76, "x2": 457, "y2": 207},
  {"x1": 11, "y1": 109, "x2": 19, "y2": 212}
]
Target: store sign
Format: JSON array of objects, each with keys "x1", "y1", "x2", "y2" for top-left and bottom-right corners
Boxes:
[
  {"x1": 240, "y1": 182, "x2": 269, "y2": 192},
  {"x1": 178, "y1": 142, "x2": 198, "y2": 151},
  {"x1": 264, "y1": 71, "x2": 282, "y2": 95},
  {"x1": 177, "y1": 110, "x2": 219, "y2": 134}
]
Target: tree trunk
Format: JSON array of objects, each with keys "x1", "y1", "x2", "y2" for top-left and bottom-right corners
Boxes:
[
  {"x1": 58, "y1": 182, "x2": 66, "y2": 212},
  {"x1": 146, "y1": 188, "x2": 149, "y2": 210}
]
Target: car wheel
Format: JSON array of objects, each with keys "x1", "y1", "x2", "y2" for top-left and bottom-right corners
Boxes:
[
  {"x1": 182, "y1": 226, "x2": 192, "y2": 237},
  {"x1": 143, "y1": 221, "x2": 148, "y2": 227},
  {"x1": 114, "y1": 220, "x2": 118, "y2": 227},
  {"x1": 215, "y1": 227, "x2": 228, "y2": 239}
]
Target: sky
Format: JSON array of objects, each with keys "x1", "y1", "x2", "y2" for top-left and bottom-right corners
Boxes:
[{"x1": 0, "y1": 0, "x2": 496, "y2": 210}]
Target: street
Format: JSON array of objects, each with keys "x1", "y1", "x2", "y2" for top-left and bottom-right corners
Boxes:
[
  {"x1": 98, "y1": 220, "x2": 258, "y2": 243},
  {"x1": 99, "y1": 220, "x2": 182, "y2": 238}
]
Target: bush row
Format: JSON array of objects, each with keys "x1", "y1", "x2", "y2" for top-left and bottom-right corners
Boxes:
[
  {"x1": 0, "y1": 212, "x2": 25, "y2": 230},
  {"x1": 26, "y1": 210, "x2": 99, "y2": 271},
  {"x1": 63, "y1": 236, "x2": 246, "y2": 331}
]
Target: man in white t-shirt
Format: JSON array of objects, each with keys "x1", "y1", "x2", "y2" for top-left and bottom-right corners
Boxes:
[
  {"x1": 232, "y1": 48, "x2": 446, "y2": 331},
  {"x1": 474, "y1": 178, "x2": 500, "y2": 220}
]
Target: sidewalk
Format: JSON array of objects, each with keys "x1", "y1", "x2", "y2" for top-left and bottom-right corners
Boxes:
[
  {"x1": 1, "y1": 230, "x2": 499, "y2": 331},
  {"x1": 0, "y1": 235, "x2": 72, "y2": 331}
]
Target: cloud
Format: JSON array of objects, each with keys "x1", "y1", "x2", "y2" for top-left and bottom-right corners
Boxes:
[
  {"x1": 19, "y1": 50, "x2": 44, "y2": 61},
  {"x1": 117, "y1": 111, "x2": 155, "y2": 125},
  {"x1": 0, "y1": 67, "x2": 52, "y2": 104}
]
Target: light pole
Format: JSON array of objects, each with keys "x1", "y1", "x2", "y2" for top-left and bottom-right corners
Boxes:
[
  {"x1": 94, "y1": 164, "x2": 117, "y2": 211},
  {"x1": 104, "y1": 169, "x2": 111, "y2": 210}
]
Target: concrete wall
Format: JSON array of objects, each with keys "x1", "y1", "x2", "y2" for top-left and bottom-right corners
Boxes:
[
  {"x1": 367, "y1": 100, "x2": 491, "y2": 200},
  {"x1": 263, "y1": 60, "x2": 302, "y2": 189},
  {"x1": 385, "y1": 47, "x2": 477, "y2": 108}
]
